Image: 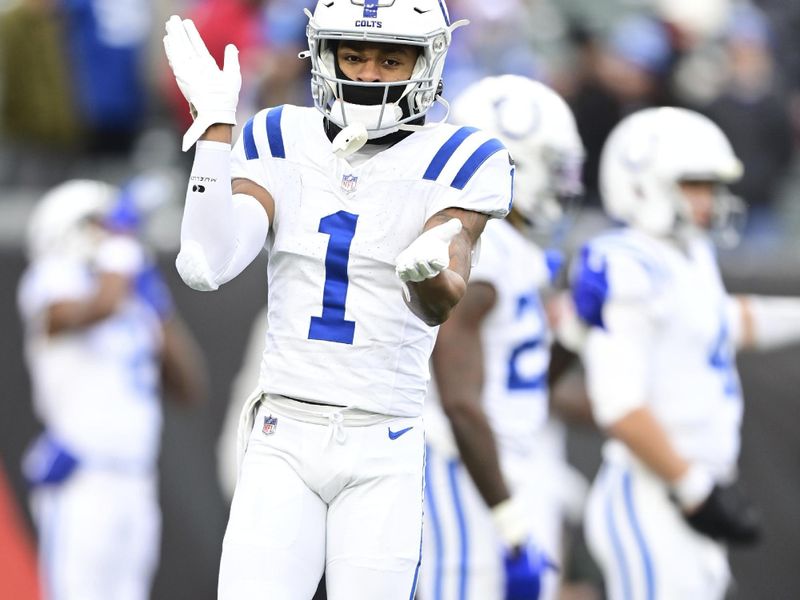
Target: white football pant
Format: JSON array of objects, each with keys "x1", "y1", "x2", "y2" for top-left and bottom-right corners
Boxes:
[
  {"x1": 219, "y1": 396, "x2": 425, "y2": 600},
  {"x1": 585, "y1": 460, "x2": 730, "y2": 600},
  {"x1": 32, "y1": 469, "x2": 160, "y2": 600},
  {"x1": 419, "y1": 443, "x2": 564, "y2": 600}
]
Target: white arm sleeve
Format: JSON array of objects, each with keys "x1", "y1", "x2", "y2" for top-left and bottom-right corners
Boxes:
[
  {"x1": 583, "y1": 300, "x2": 655, "y2": 428},
  {"x1": 729, "y1": 294, "x2": 800, "y2": 351},
  {"x1": 176, "y1": 140, "x2": 269, "y2": 291}
]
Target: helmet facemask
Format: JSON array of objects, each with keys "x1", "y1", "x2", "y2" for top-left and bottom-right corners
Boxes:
[
  {"x1": 513, "y1": 147, "x2": 584, "y2": 240},
  {"x1": 670, "y1": 179, "x2": 747, "y2": 248},
  {"x1": 309, "y1": 34, "x2": 446, "y2": 137}
]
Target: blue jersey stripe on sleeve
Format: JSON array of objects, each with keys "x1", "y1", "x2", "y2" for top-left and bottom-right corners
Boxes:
[
  {"x1": 423, "y1": 126, "x2": 478, "y2": 182},
  {"x1": 450, "y1": 138, "x2": 505, "y2": 190},
  {"x1": 243, "y1": 117, "x2": 258, "y2": 160},
  {"x1": 266, "y1": 106, "x2": 286, "y2": 159}
]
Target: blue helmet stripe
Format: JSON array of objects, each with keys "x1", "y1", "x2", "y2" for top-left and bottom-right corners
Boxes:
[
  {"x1": 450, "y1": 138, "x2": 504, "y2": 190},
  {"x1": 423, "y1": 126, "x2": 478, "y2": 182},
  {"x1": 243, "y1": 117, "x2": 259, "y2": 160},
  {"x1": 437, "y1": 0, "x2": 451, "y2": 25},
  {"x1": 266, "y1": 105, "x2": 286, "y2": 159}
]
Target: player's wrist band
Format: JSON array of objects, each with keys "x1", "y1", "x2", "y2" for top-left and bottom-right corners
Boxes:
[{"x1": 671, "y1": 464, "x2": 714, "y2": 510}]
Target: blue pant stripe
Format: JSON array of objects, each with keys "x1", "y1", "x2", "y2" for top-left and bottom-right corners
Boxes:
[
  {"x1": 605, "y1": 467, "x2": 632, "y2": 600},
  {"x1": 408, "y1": 443, "x2": 426, "y2": 600},
  {"x1": 424, "y1": 445, "x2": 445, "y2": 600},
  {"x1": 447, "y1": 459, "x2": 468, "y2": 600},
  {"x1": 623, "y1": 471, "x2": 656, "y2": 600}
]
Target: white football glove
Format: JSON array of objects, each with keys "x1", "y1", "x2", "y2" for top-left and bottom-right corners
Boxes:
[
  {"x1": 491, "y1": 495, "x2": 531, "y2": 549},
  {"x1": 163, "y1": 15, "x2": 241, "y2": 152},
  {"x1": 395, "y1": 218, "x2": 462, "y2": 283}
]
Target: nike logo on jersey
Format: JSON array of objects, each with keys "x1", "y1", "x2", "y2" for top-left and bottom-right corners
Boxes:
[{"x1": 388, "y1": 426, "x2": 413, "y2": 440}]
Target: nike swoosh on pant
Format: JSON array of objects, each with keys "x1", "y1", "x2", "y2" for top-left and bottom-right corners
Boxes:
[{"x1": 388, "y1": 426, "x2": 413, "y2": 440}]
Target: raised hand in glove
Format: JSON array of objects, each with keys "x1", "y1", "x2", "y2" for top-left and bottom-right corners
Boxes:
[{"x1": 163, "y1": 15, "x2": 241, "y2": 151}]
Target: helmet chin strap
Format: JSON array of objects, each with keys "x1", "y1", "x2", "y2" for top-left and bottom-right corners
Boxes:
[{"x1": 399, "y1": 94, "x2": 450, "y2": 132}]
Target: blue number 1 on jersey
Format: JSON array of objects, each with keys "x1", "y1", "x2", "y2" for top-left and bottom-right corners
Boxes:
[{"x1": 308, "y1": 211, "x2": 359, "y2": 344}]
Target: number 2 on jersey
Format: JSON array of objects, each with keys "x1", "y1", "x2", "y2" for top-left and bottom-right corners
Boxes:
[
  {"x1": 507, "y1": 291, "x2": 548, "y2": 390},
  {"x1": 308, "y1": 211, "x2": 359, "y2": 344}
]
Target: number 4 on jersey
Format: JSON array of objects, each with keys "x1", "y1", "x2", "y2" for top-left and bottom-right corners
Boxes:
[{"x1": 308, "y1": 211, "x2": 359, "y2": 344}]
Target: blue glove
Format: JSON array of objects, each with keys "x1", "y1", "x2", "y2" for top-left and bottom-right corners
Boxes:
[
  {"x1": 504, "y1": 545, "x2": 555, "y2": 600},
  {"x1": 135, "y1": 264, "x2": 174, "y2": 319}
]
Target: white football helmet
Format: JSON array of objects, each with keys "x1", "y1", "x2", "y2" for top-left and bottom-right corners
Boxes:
[
  {"x1": 600, "y1": 107, "x2": 744, "y2": 243},
  {"x1": 304, "y1": 0, "x2": 466, "y2": 139},
  {"x1": 27, "y1": 179, "x2": 118, "y2": 260},
  {"x1": 451, "y1": 75, "x2": 585, "y2": 232}
]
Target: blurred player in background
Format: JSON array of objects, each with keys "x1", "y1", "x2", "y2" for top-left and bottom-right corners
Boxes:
[
  {"x1": 419, "y1": 75, "x2": 587, "y2": 600},
  {"x1": 17, "y1": 179, "x2": 207, "y2": 600},
  {"x1": 163, "y1": 0, "x2": 514, "y2": 597},
  {"x1": 570, "y1": 106, "x2": 800, "y2": 599}
]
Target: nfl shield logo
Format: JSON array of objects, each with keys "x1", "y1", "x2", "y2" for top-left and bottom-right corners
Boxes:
[
  {"x1": 262, "y1": 415, "x2": 278, "y2": 435},
  {"x1": 341, "y1": 174, "x2": 358, "y2": 194}
]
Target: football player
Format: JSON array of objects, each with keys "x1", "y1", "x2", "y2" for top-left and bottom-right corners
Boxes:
[
  {"x1": 419, "y1": 75, "x2": 586, "y2": 600},
  {"x1": 571, "y1": 107, "x2": 800, "y2": 599},
  {"x1": 162, "y1": 1, "x2": 514, "y2": 598},
  {"x1": 18, "y1": 179, "x2": 206, "y2": 600}
]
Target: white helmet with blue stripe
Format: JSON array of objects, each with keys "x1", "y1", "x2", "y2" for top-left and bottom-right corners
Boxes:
[
  {"x1": 451, "y1": 75, "x2": 584, "y2": 232},
  {"x1": 600, "y1": 107, "x2": 744, "y2": 244},
  {"x1": 304, "y1": 0, "x2": 466, "y2": 141}
]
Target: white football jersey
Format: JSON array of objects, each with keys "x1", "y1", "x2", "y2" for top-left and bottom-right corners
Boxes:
[
  {"x1": 425, "y1": 219, "x2": 553, "y2": 457},
  {"x1": 231, "y1": 105, "x2": 512, "y2": 417},
  {"x1": 574, "y1": 228, "x2": 743, "y2": 476},
  {"x1": 18, "y1": 256, "x2": 164, "y2": 468}
]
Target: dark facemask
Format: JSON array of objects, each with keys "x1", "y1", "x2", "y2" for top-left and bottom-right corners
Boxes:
[{"x1": 324, "y1": 42, "x2": 426, "y2": 146}]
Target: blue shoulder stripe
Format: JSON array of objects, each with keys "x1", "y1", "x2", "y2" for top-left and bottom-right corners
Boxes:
[
  {"x1": 266, "y1": 106, "x2": 285, "y2": 159},
  {"x1": 450, "y1": 138, "x2": 505, "y2": 190},
  {"x1": 243, "y1": 117, "x2": 258, "y2": 160},
  {"x1": 423, "y1": 127, "x2": 478, "y2": 182}
]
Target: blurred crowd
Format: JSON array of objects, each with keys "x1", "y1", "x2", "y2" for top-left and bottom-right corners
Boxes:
[{"x1": 1, "y1": 0, "x2": 799, "y2": 246}]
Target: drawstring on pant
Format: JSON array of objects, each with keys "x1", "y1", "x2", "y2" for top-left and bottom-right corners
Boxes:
[{"x1": 325, "y1": 412, "x2": 347, "y2": 446}]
